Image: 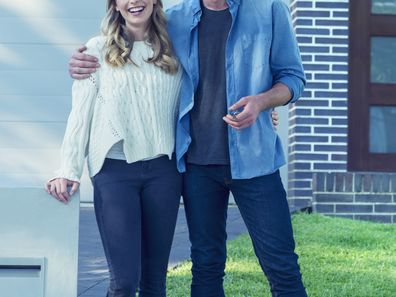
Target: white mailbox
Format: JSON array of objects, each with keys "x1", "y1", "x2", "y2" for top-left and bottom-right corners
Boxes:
[
  {"x1": 0, "y1": 188, "x2": 80, "y2": 297},
  {"x1": 0, "y1": 257, "x2": 45, "y2": 297}
]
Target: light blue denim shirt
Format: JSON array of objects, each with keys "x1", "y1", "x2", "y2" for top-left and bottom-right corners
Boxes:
[{"x1": 167, "y1": 0, "x2": 306, "y2": 179}]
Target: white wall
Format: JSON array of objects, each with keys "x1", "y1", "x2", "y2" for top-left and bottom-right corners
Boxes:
[
  {"x1": 0, "y1": 188, "x2": 80, "y2": 297},
  {"x1": 0, "y1": 0, "x2": 105, "y2": 202},
  {"x1": 0, "y1": 0, "x2": 288, "y2": 202}
]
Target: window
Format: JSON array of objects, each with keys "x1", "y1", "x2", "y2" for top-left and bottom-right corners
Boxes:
[
  {"x1": 372, "y1": 0, "x2": 396, "y2": 15},
  {"x1": 348, "y1": 0, "x2": 396, "y2": 171}
]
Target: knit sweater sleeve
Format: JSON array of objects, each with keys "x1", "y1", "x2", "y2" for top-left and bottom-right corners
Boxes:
[{"x1": 51, "y1": 36, "x2": 104, "y2": 183}]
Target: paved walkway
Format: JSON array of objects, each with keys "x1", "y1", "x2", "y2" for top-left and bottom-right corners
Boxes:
[{"x1": 78, "y1": 205, "x2": 247, "y2": 297}]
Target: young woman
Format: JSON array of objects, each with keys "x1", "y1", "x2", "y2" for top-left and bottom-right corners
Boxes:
[{"x1": 46, "y1": 0, "x2": 182, "y2": 296}]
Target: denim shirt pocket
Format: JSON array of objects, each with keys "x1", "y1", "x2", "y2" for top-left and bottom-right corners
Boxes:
[{"x1": 240, "y1": 34, "x2": 271, "y2": 71}]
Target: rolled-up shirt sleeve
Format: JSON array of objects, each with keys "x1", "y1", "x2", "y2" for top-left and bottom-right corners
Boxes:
[{"x1": 270, "y1": 0, "x2": 306, "y2": 104}]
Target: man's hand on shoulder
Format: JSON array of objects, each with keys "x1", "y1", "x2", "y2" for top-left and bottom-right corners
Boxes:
[{"x1": 68, "y1": 45, "x2": 100, "y2": 80}]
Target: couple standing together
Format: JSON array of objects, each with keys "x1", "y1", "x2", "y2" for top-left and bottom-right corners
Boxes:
[{"x1": 46, "y1": 0, "x2": 307, "y2": 296}]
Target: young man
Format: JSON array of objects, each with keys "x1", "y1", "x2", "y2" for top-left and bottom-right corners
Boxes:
[{"x1": 69, "y1": 0, "x2": 307, "y2": 296}]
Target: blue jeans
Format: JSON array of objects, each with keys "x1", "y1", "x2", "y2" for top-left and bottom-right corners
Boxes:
[
  {"x1": 183, "y1": 164, "x2": 307, "y2": 297},
  {"x1": 93, "y1": 157, "x2": 182, "y2": 297}
]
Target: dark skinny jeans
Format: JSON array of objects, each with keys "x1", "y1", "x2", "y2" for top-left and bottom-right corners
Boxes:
[{"x1": 93, "y1": 157, "x2": 182, "y2": 297}]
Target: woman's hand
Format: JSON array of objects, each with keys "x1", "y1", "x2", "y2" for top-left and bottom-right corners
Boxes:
[
  {"x1": 271, "y1": 110, "x2": 279, "y2": 129},
  {"x1": 45, "y1": 178, "x2": 79, "y2": 204}
]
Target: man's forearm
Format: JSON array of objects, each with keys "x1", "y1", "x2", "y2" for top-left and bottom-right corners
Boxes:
[{"x1": 256, "y1": 83, "x2": 292, "y2": 111}]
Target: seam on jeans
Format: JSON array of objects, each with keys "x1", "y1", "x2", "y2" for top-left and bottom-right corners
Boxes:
[{"x1": 95, "y1": 182, "x2": 119, "y2": 291}]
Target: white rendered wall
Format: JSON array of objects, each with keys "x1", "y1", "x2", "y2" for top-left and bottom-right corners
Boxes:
[
  {"x1": 0, "y1": 0, "x2": 289, "y2": 202},
  {"x1": 0, "y1": 188, "x2": 80, "y2": 297},
  {"x1": 0, "y1": 0, "x2": 104, "y2": 202}
]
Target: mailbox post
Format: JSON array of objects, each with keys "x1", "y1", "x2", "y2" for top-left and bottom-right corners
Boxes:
[{"x1": 0, "y1": 188, "x2": 80, "y2": 297}]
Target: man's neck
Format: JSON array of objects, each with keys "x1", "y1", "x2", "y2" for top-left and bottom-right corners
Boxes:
[{"x1": 202, "y1": 0, "x2": 228, "y2": 10}]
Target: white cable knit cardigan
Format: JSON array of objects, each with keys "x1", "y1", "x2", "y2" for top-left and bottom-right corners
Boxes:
[{"x1": 53, "y1": 36, "x2": 182, "y2": 182}]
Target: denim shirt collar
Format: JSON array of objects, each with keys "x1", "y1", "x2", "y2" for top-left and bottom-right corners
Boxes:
[{"x1": 191, "y1": 0, "x2": 240, "y2": 18}]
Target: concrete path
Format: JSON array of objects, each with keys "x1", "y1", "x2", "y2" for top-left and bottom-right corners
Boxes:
[{"x1": 77, "y1": 206, "x2": 247, "y2": 297}]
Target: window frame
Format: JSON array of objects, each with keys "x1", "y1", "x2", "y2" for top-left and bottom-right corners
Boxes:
[{"x1": 348, "y1": 0, "x2": 396, "y2": 171}]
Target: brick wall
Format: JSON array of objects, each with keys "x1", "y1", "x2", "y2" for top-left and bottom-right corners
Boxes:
[
  {"x1": 312, "y1": 173, "x2": 396, "y2": 223},
  {"x1": 288, "y1": 0, "x2": 349, "y2": 209}
]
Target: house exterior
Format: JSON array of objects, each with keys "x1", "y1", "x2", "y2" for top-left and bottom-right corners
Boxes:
[
  {"x1": 1, "y1": 0, "x2": 395, "y2": 222},
  {"x1": 289, "y1": 0, "x2": 396, "y2": 223}
]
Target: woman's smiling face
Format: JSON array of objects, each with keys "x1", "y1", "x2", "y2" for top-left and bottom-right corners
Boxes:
[{"x1": 115, "y1": 0, "x2": 157, "y2": 38}]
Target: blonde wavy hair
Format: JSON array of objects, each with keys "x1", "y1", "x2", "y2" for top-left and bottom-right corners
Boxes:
[{"x1": 101, "y1": 0, "x2": 179, "y2": 74}]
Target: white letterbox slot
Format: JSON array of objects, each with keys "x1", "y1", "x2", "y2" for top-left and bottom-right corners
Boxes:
[{"x1": 0, "y1": 258, "x2": 45, "y2": 297}]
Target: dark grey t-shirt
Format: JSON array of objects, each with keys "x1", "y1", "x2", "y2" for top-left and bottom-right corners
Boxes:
[{"x1": 186, "y1": 6, "x2": 232, "y2": 165}]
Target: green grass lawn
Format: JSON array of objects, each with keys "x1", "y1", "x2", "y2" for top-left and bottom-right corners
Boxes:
[{"x1": 167, "y1": 213, "x2": 396, "y2": 297}]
